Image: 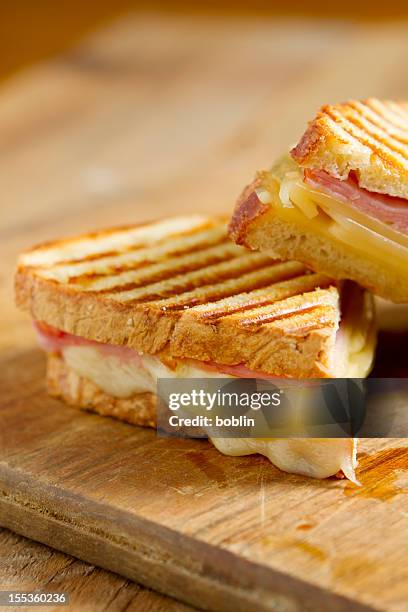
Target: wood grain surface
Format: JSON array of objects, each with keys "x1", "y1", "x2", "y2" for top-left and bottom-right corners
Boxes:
[
  {"x1": 1, "y1": 350, "x2": 408, "y2": 612},
  {"x1": 0, "y1": 527, "x2": 193, "y2": 612},
  {"x1": 1, "y1": 11, "x2": 408, "y2": 612}
]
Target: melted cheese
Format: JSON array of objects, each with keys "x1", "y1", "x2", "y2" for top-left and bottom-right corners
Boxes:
[
  {"x1": 60, "y1": 331, "x2": 371, "y2": 481},
  {"x1": 211, "y1": 438, "x2": 358, "y2": 482},
  {"x1": 261, "y1": 156, "x2": 408, "y2": 270},
  {"x1": 62, "y1": 314, "x2": 373, "y2": 401},
  {"x1": 62, "y1": 346, "x2": 229, "y2": 397}
]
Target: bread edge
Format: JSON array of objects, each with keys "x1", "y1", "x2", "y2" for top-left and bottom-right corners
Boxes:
[
  {"x1": 47, "y1": 352, "x2": 157, "y2": 427},
  {"x1": 228, "y1": 176, "x2": 269, "y2": 244},
  {"x1": 229, "y1": 187, "x2": 408, "y2": 303}
]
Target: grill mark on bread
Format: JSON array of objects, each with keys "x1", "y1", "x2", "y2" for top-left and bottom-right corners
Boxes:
[
  {"x1": 278, "y1": 307, "x2": 336, "y2": 334},
  {"x1": 53, "y1": 243, "x2": 173, "y2": 267},
  {"x1": 342, "y1": 113, "x2": 408, "y2": 160},
  {"x1": 16, "y1": 217, "x2": 348, "y2": 361},
  {"x1": 325, "y1": 107, "x2": 408, "y2": 170},
  {"x1": 16, "y1": 215, "x2": 370, "y2": 378},
  {"x1": 290, "y1": 98, "x2": 408, "y2": 200},
  {"x1": 367, "y1": 100, "x2": 408, "y2": 132},
  {"x1": 139, "y1": 267, "x2": 315, "y2": 311},
  {"x1": 74, "y1": 242, "x2": 242, "y2": 292},
  {"x1": 366, "y1": 100, "x2": 408, "y2": 133},
  {"x1": 347, "y1": 101, "x2": 408, "y2": 147},
  {"x1": 235, "y1": 289, "x2": 336, "y2": 327},
  {"x1": 20, "y1": 216, "x2": 218, "y2": 269},
  {"x1": 238, "y1": 304, "x2": 326, "y2": 327},
  {"x1": 193, "y1": 271, "x2": 331, "y2": 320},
  {"x1": 21, "y1": 213, "x2": 335, "y2": 316},
  {"x1": 344, "y1": 105, "x2": 408, "y2": 155},
  {"x1": 388, "y1": 100, "x2": 408, "y2": 121},
  {"x1": 63, "y1": 219, "x2": 221, "y2": 266},
  {"x1": 37, "y1": 226, "x2": 229, "y2": 282},
  {"x1": 112, "y1": 253, "x2": 274, "y2": 305},
  {"x1": 68, "y1": 238, "x2": 236, "y2": 288}
]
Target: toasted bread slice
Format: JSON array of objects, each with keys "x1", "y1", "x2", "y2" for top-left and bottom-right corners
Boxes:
[
  {"x1": 291, "y1": 99, "x2": 408, "y2": 199},
  {"x1": 16, "y1": 216, "x2": 374, "y2": 377}
]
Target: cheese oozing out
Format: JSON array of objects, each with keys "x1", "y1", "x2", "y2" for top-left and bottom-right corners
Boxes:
[
  {"x1": 256, "y1": 155, "x2": 408, "y2": 273},
  {"x1": 60, "y1": 344, "x2": 361, "y2": 481},
  {"x1": 62, "y1": 345, "x2": 231, "y2": 397},
  {"x1": 211, "y1": 437, "x2": 358, "y2": 482},
  {"x1": 34, "y1": 322, "x2": 371, "y2": 482}
]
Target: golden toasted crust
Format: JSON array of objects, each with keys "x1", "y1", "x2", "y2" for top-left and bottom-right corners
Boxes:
[
  {"x1": 291, "y1": 98, "x2": 408, "y2": 198},
  {"x1": 47, "y1": 353, "x2": 156, "y2": 427},
  {"x1": 228, "y1": 176, "x2": 268, "y2": 244},
  {"x1": 15, "y1": 216, "x2": 357, "y2": 377}
]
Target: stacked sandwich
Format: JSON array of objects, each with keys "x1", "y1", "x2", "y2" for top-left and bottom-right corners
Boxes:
[{"x1": 16, "y1": 99, "x2": 408, "y2": 481}]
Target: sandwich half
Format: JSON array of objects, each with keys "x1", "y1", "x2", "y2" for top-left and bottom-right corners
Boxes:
[
  {"x1": 15, "y1": 216, "x2": 375, "y2": 480},
  {"x1": 229, "y1": 99, "x2": 408, "y2": 303}
]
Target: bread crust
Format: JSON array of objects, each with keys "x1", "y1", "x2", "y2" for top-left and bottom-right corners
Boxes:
[
  {"x1": 15, "y1": 269, "x2": 177, "y2": 355},
  {"x1": 16, "y1": 267, "x2": 343, "y2": 378},
  {"x1": 228, "y1": 177, "x2": 268, "y2": 245},
  {"x1": 47, "y1": 353, "x2": 157, "y2": 427},
  {"x1": 229, "y1": 190, "x2": 408, "y2": 303},
  {"x1": 15, "y1": 216, "x2": 367, "y2": 377},
  {"x1": 15, "y1": 221, "x2": 351, "y2": 378},
  {"x1": 291, "y1": 98, "x2": 408, "y2": 199}
]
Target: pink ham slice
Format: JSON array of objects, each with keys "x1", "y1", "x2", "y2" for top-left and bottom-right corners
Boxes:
[
  {"x1": 34, "y1": 321, "x2": 144, "y2": 364},
  {"x1": 33, "y1": 322, "x2": 284, "y2": 379},
  {"x1": 304, "y1": 169, "x2": 408, "y2": 236}
]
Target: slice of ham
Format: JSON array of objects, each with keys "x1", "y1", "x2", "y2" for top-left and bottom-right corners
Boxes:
[
  {"x1": 33, "y1": 322, "x2": 281, "y2": 379},
  {"x1": 34, "y1": 322, "x2": 144, "y2": 364},
  {"x1": 304, "y1": 169, "x2": 408, "y2": 236}
]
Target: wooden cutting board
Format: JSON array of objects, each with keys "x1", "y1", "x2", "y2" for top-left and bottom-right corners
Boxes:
[
  {"x1": 1, "y1": 348, "x2": 408, "y2": 612},
  {"x1": 1, "y1": 12, "x2": 408, "y2": 612},
  {"x1": 0, "y1": 527, "x2": 193, "y2": 612}
]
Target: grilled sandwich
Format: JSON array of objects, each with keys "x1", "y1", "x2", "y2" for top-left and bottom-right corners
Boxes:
[
  {"x1": 229, "y1": 99, "x2": 408, "y2": 303},
  {"x1": 15, "y1": 216, "x2": 376, "y2": 480}
]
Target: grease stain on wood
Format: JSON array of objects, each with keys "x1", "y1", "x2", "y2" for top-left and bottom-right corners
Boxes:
[
  {"x1": 345, "y1": 448, "x2": 408, "y2": 501},
  {"x1": 261, "y1": 536, "x2": 327, "y2": 562},
  {"x1": 186, "y1": 449, "x2": 229, "y2": 488},
  {"x1": 296, "y1": 522, "x2": 315, "y2": 531},
  {"x1": 291, "y1": 540, "x2": 327, "y2": 561},
  {"x1": 331, "y1": 555, "x2": 381, "y2": 588}
]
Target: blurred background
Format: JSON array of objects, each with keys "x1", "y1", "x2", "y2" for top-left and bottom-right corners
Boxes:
[
  {"x1": 0, "y1": 1, "x2": 407, "y2": 352},
  {"x1": 0, "y1": 4, "x2": 407, "y2": 606},
  {"x1": 2, "y1": 1, "x2": 408, "y2": 81}
]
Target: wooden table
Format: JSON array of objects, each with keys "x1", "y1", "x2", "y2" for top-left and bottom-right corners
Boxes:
[
  {"x1": 1, "y1": 11, "x2": 408, "y2": 611},
  {"x1": 0, "y1": 527, "x2": 192, "y2": 611}
]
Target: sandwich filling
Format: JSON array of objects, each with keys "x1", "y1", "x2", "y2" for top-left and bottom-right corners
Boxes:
[
  {"x1": 255, "y1": 155, "x2": 408, "y2": 274},
  {"x1": 35, "y1": 321, "x2": 285, "y2": 397},
  {"x1": 33, "y1": 309, "x2": 374, "y2": 482},
  {"x1": 34, "y1": 286, "x2": 374, "y2": 396}
]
